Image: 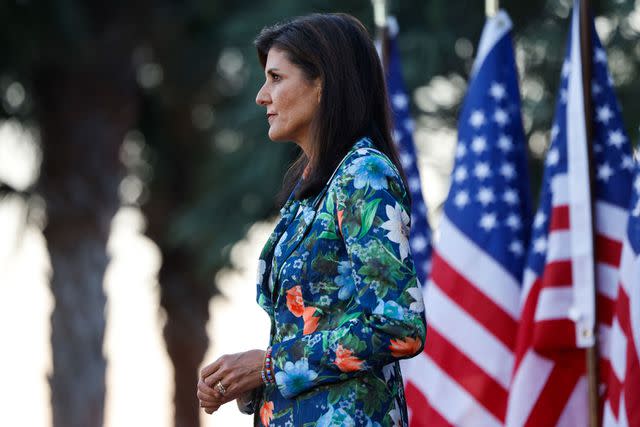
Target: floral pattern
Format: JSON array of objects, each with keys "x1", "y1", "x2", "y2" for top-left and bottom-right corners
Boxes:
[{"x1": 253, "y1": 137, "x2": 426, "y2": 426}]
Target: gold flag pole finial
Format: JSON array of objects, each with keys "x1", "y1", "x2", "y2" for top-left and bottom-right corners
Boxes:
[
  {"x1": 371, "y1": 0, "x2": 388, "y2": 29},
  {"x1": 486, "y1": 0, "x2": 499, "y2": 17}
]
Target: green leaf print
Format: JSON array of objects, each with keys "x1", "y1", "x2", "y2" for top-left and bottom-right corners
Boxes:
[{"x1": 357, "y1": 198, "x2": 382, "y2": 239}]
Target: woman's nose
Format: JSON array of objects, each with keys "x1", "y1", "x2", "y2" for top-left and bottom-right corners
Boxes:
[{"x1": 256, "y1": 84, "x2": 270, "y2": 106}]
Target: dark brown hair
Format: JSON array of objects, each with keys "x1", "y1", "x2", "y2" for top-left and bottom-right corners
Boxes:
[{"x1": 255, "y1": 13, "x2": 407, "y2": 204}]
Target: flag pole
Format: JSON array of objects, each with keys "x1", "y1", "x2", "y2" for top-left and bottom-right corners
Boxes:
[
  {"x1": 579, "y1": 0, "x2": 600, "y2": 426},
  {"x1": 485, "y1": 0, "x2": 499, "y2": 17},
  {"x1": 372, "y1": 0, "x2": 389, "y2": 68}
]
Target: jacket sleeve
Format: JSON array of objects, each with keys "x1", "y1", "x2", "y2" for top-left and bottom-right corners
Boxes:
[{"x1": 270, "y1": 151, "x2": 427, "y2": 399}]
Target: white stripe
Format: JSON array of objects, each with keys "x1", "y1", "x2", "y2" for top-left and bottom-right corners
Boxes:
[
  {"x1": 471, "y1": 11, "x2": 512, "y2": 77},
  {"x1": 609, "y1": 317, "x2": 628, "y2": 381},
  {"x1": 596, "y1": 201, "x2": 628, "y2": 242},
  {"x1": 410, "y1": 353, "x2": 503, "y2": 427},
  {"x1": 547, "y1": 230, "x2": 572, "y2": 262},
  {"x1": 556, "y1": 375, "x2": 588, "y2": 427},
  {"x1": 598, "y1": 263, "x2": 619, "y2": 301},
  {"x1": 437, "y1": 216, "x2": 520, "y2": 318},
  {"x1": 603, "y1": 401, "x2": 619, "y2": 427},
  {"x1": 551, "y1": 175, "x2": 569, "y2": 206},
  {"x1": 534, "y1": 287, "x2": 573, "y2": 321},
  {"x1": 520, "y1": 268, "x2": 537, "y2": 310},
  {"x1": 505, "y1": 350, "x2": 555, "y2": 427},
  {"x1": 620, "y1": 241, "x2": 640, "y2": 362},
  {"x1": 599, "y1": 324, "x2": 613, "y2": 362},
  {"x1": 426, "y1": 281, "x2": 514, "y2": 389}
]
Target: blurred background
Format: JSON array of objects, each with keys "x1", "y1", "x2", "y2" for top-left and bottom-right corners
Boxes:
[{"x1": 0, "y1": 0, "x2": 639, "y2": 426}]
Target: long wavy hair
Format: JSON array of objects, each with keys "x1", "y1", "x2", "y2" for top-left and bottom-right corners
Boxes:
[{"x1": 255, "y1": 13, "x2": 407, "y2": 205}]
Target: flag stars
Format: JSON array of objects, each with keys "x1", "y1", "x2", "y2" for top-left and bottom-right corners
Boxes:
[
  {"x1": 500, "y1": 163, "x2": 516, "y2": 180},
  {"x1": 634, "y1": 176, "x2": 640, "y2": 194},
  {"x1": 594, "y1": 48, "x2": 607, "y2": 64},
  {"x1": 498, "y1": 135, "x2": 513, "y2": 152},
  {"x1": 474, "y1": 162, "x2": 491, "y2": 180},
  {"x1": 479, "y1": 212, "x2": 498, "y2": 231},
  {"x1": 403, "y1": 119, "x2": 414, "y2": 133},
  {"x1": 454, "y1": 166, "x2": 468, "y2": 183},
  {"x1": 411, "y1": 235, "x2": 429, "y2": 253},
  {"x1": 469, "y1": 110, "x2": 486, "y2": 128},
  {"x1": 534, "y1": 211, "x2": 547, "y2": 229},
  {"x1": 621, "y1": 155, "x2": 634, "y2": 171},
  {"x1": 400, "y1": 152, "x2": 414, "y2": 168},
  {"x1": 454, "y1": 191, "x2": 470, "y2": 209},
  {"x1": 409, "y1": 177, "x2": 421, "y2": 192},
  {"x1": 597, "y1": 104, "x2": 614, "y2": 124},
  {"x1": 597, "y1": 163, "x2": 614, "y2": 182},
  {"x1": 592, "y1": 81, "x2": 602, "y2": 96},
  {"x1": 503, "y1": 189, "x2": 519, "y2": 205},
  {"x1": 392, "y1": 93, "x2": 409, "y2": 111},
  {"x1": 477, "y1": 187, "x2": 495, "y2": 205},
  {"x1": 493, "y1": 108, "x2": 509, "y2": 126},
  {"x1": 550, "y1": 124, "x2": 560, "y2": 141},
  {"x1": 509, "y1": 240, "x2": 524, "y2": 256},
  {"x1": 561, "y1": 60, "x2": 571, "y2": 78},
  {"x1": 456, "y1": 143, "x2": 467, "y2": 158},
  {"x1": 489, "y1": 82, "x2": 506, "y2": 100},
  {"x1": 561, "y1": 89, "x2": 568, "y2": 104},
  {"x1": 607, "y1": 130, "x2": 627, "y2": 149},
  {"x1": 472, "y1": 136, "x2": 487, "y2": 154},
  {"x1": 533, "y1": 236, "x2": 547, "y2": 254},
  {"x1": 546, "y1": 148, "x2": 560, "y2": 166},
  {"x1": 505, "y1": 213, "x2": 522, "y2": 230}
]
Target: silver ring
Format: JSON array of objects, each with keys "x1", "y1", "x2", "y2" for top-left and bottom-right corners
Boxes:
[{"x1": 216, "y1": 380, "x2": 227, "y2": 395}]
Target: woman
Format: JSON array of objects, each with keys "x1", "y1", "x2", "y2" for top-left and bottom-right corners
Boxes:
[{"x1": 197, "y1": 13, "x2": 426, "y2": 426}]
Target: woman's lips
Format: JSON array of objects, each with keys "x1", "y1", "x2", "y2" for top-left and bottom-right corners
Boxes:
[{"x1": 267, "y1": 113, "x2": 276, "y2": 124}]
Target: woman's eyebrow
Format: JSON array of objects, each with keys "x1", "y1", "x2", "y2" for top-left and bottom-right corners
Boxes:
[{"x1": 266, "y1": 68, "x2": 281, "y2": 74}]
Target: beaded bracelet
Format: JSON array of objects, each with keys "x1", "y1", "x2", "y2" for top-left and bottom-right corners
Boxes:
[{"x1": 261, "y1": 346, "x2": 275, "y2": 385}]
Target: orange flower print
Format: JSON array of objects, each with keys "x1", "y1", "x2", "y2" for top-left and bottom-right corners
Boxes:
[
  {"x1": 286, "y1": 286, "x2": 305, "y2": 317},
  {"x1": 303, "y1": 306, "x2": 319, "y2": 335},
  {"x1": 337, "y1": 209, "x2": 344, "y2": 235},
  {"x1": 334, "y1": 344, "x2": 364, "y2": 372},
  {"x1": 259, "y1": 401, "x2": 274, "y2": 426},
  {"x1": 389, "y1": 336, "x2": 422, "y2": 358}
]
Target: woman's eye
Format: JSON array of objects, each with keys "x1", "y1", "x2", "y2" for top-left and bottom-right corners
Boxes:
[{"x1": 272, "y1": 74, "x2": 281, "y2": 81}]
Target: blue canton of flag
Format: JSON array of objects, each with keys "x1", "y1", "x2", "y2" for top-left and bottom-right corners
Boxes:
[
  {"x1": 444, "y1": 15, "x2": 532, "y2": 279},
  {"x1": 384, "y1": 17, "x2": 433, "y2": 286}
]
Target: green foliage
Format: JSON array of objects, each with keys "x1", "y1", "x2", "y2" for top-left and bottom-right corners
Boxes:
[{"x1": 1, "y1": 0, "x2": 639, "y2": 291}]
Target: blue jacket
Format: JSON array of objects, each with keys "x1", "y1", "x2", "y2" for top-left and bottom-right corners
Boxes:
[{"x1": 253, "y1": 137, "x2": 426, "y2": 426}]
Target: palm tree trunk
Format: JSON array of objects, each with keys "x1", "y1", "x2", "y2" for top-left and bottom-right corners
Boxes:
[{"x1": 37, "y1": 66, "x2": 136, "y2": 427}]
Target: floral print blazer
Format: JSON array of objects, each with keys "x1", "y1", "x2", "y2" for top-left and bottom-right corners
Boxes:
[{"x1": 253, "y1": 137, "x2": 426, "y2": 427}]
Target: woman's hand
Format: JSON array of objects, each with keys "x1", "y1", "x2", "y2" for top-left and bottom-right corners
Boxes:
[{"x1": 197, "y1": 349, "x2": 266, "y2": 414}]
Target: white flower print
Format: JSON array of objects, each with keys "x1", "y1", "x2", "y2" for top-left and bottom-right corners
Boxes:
[
  {"x1": 406, "y1": 286, "x2": 424, "y2": 313},
  {"x1": 256, "y1": 259, "x2": 266, "y2": 285},
  {"x1": 380, "y1": 202, "x2": 410, "y2": 260}
]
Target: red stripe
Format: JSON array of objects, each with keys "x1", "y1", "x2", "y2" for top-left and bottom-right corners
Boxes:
[
  {"x1": 532, "y1": 319, "x2": 576, "y2": 351},
  {"x1": 596, "y1": 234, "x2": 623, "y2": 267},
  {"x1": 550, "y1": 205, "x2": 570, "y2": 231},
  {"x1": 431, "y1": 251, "x2": 517, "y2": 349},
  {"x1": 598, "y1": 293, "x2": 615, "y2": 327},
  {"x1": 405, "y1": 381, "x2": 453, "y2": 427},
  {"x1": 541, "y1": 260, "x2": 572, "y2": 288},
  {"x1": 524, "y1": 353, "x2": 586, "y2": 427},
  {"x1": 425, "y1": 325, "x2": 508, "y2": 421},
  {"x1": 615, "y1": 284, "x2": 640, "y2": 426},
  {"x1": 514, "y1": 278, "x2": 541, "y2": 369}
]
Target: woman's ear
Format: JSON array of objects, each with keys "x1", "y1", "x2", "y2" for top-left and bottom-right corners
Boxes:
[{"x1": 315, "y1": 81, "x2": 322, "y2": 104}]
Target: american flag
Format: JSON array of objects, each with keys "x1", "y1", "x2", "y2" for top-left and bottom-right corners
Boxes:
[
  {"x1": 403, "y1": 11, "x2": 532, "y2": 426},
  {"x1": 603, "y1": 158, "x2": 640, "y2": 427},
  {"x1": 505, "y1": 2, "x2": 634, "y2": 426},
  {"x1": 383, "y1": 16, "x2": 432, "y2": 287}
]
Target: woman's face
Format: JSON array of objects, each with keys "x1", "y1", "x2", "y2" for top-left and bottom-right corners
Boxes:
[{"x1": 255, "y1": 48, "x2": 321, "y2": 152}]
